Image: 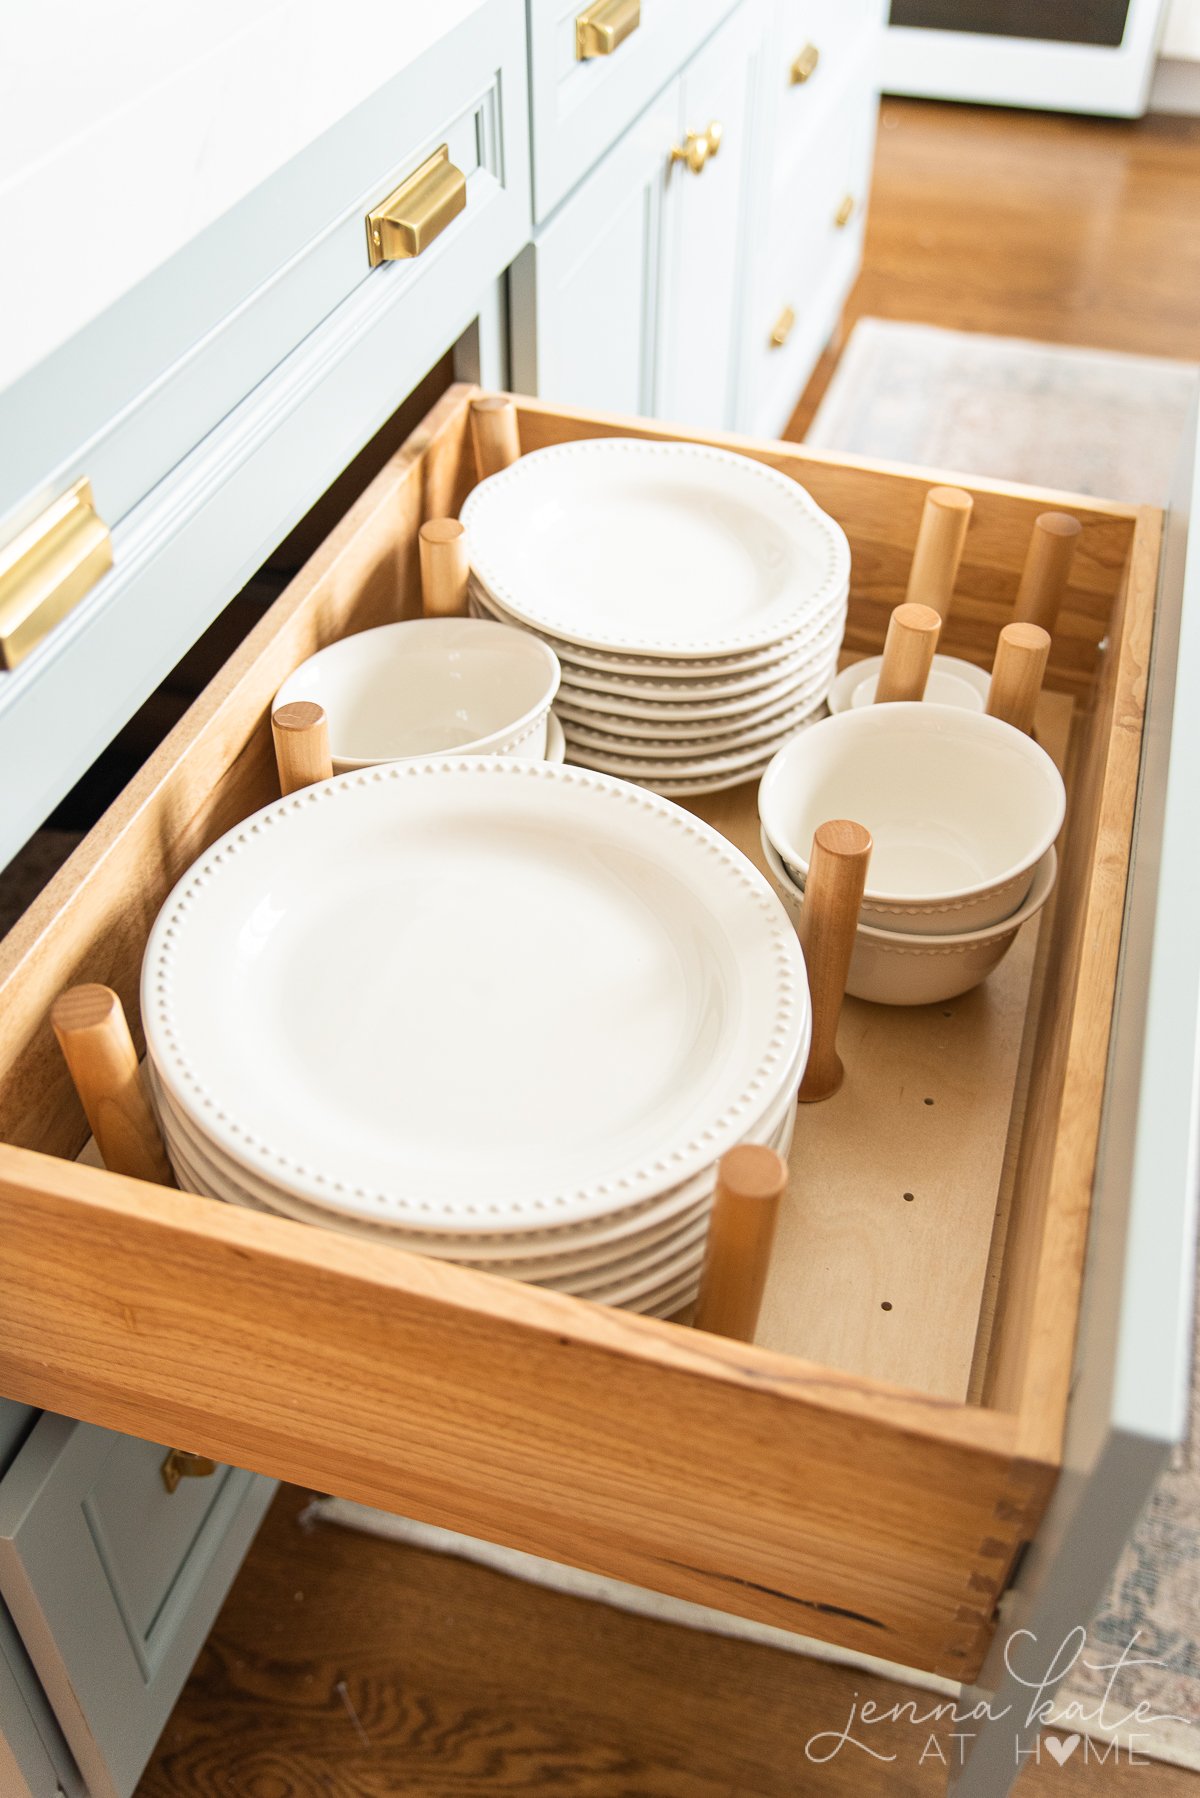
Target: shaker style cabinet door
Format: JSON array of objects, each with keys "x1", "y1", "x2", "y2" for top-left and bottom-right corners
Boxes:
[
  {"x1": 510, "y1": 81, "x2": 680, "y2": 418},
  {"x1": 657, "y1": 1, "x2": 761, "y2": 430},
  {"x1": 0, "y1": 1415, "x2": 275, "y2": 1798}
]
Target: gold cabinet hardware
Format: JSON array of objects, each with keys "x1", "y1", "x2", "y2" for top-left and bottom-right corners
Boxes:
[
  {"x1": 576, "y1": 0, "x2": 640, "y2": 58},
  {"x1": 0, "y1": 478, "x2": 112, "y2": 671},
  {"x1": 669, "y1": 120, "x2": 723, "y2": 176},
  {"x1": 834, "y1": 193, "x2": 856, "y2": 228},
  {"x1": 161, "y1": 1448, "x2": 218, "y2": 1494},
  {"x1": 790, "y1": 43, "x2": 820, "y2": 84},
  {"x1": 770, "y1": 305, "x2": 796, "y2": 349},
  {"x1": 365, "y1": 145, "x2": 466, "y2": 267}
]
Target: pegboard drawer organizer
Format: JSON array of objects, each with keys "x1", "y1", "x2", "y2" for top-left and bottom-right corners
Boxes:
[{"x1": 0, "y1": 387, "x2": 1160, "y2": 1682}]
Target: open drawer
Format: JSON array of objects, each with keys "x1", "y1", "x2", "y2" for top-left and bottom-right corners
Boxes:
[{"x1": 0, "y1": 385, "x2": 1185, "y2": 1695}]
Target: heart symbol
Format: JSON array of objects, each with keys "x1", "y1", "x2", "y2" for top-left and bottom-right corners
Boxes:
[{"x1": 1044, "y1": 1733, "x2": 1081, "y2": 1766}]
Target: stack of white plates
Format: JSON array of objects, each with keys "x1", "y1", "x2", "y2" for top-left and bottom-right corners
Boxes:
[
  {"x1": 142, "y1": 759, "x2": 809, "y2": 1314},
  {"x1": 461, "y1": 438, "x2": 851, "y2": 796}
]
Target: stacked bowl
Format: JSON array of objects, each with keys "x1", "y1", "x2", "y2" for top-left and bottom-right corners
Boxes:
[
  {"x1": 461, "y1": 437, "x2": 851, "y2": 796},
  {"x1": 758, "y1": 703, "x2": 1066, "y2": 1005},
  {"x1": 143, "y1": 758, "x2": 809, "y2": 1313},
  {"x1": 273, "y1": 617, "x2": 565, "y2": 767}
]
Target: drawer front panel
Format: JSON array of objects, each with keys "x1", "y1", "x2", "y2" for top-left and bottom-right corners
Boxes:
[
  {"x1": 0, "y1": 1414, "x2": 274, "y2": 1798},
  {"x1": 529, "y1": 0, "x2": 738, "y2": 220},
  {"x1": 0, "y1": 21, "x2": 530, "y2": 868},
  {"x1": 771, "y1": 0, "x2": 883, "y2": 127},
  {"x1": 745, "y1": 49, "x2": 878, "y2": 436},
  {"x1": 0, "y1": 0, "x2": 528, "y2": 630}
]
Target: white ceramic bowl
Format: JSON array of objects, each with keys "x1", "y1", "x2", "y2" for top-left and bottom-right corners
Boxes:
[
  {"x1": 761, "y1": 829, "x2": 1058, "y2": 1006},
  {"x1": 757, "y1": 702, "x2": 1065, "y2": 935},
  {"x1": 274, "y1": 618, "x2": 561, "y2": 771},
  {"x1": 828, "y1": 653, "x2": 990, "y2": 715}
]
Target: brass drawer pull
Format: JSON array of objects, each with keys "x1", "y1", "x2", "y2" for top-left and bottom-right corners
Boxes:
[
  {"x1": 576, "y1": 0, "x2": 640, "y2": 59},
  {"x1": 161, "y1": 1448, "x2": 218, "y2": 1494},
  {"x1": 0, "y1": 478, "x2": 112, "y2": 671},
  {"x1": 366, "y1": 145, "x2": 467, "y2": 267},
  {"x1": 834, "y1": 192, "x2": 856, "y2": 228},
  {"x1": 770, "y1": 305, "x2": 796, "y2": 349},
  {"x1": 790, "y1": 43, "x2": 820, "y2": 84},
  {"x1": 670, "y1": 120, "x2": 723, "y2": 176}
]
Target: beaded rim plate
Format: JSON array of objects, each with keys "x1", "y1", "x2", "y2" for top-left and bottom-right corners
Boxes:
[
  {"x1": 460, "y1": 438, "x2": 851, "y2": 658},
  {"x1": 143, "y1": 758, "x2": 807, "y2": 1232}
]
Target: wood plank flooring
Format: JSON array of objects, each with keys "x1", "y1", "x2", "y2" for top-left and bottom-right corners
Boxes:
[
  {"x1": 137, "y1": 99, "x2": 1200, "y2": 1797},
  {"x1": 787, "y1": 98, "x2": 1200, "y2": 437}
]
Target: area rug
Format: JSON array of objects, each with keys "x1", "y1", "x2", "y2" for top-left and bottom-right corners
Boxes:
[
  {"x1": 316, "y1": 319, "x2": 1200, "y2": 1772},
  {"x1": 805, "y1": 318, "x2": 1198, "y2": 506}
]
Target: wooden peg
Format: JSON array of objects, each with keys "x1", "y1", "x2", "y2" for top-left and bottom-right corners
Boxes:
[
  {"x1": 797, "y1": 820, "x2": 872, "y2": 1104},
  {"x1": 419, "y1": 518, "x2": 470, "y2": 617},
  {"x1": 904, "y1": 486, "x2": 973, "y2": 618},
  {"x1": 272, "y1": 701, "x2": 333, "y2": 795},
  {"x1": 469, "y1": 396, "x2": 521, "y2": 481},
  {"x1": 51, "y1": 985, "x2": 175, "y2": 1187},
  {"x1": 1014, "y1": 511, "x2": 1081, "y2": 634},
  {"x1": 693, "y1": 1145, "x2": 789, "y2": 1341},
  {"x1": 986, "y1": 622, "x2": 1051, "y2": 736},
  {"x1": 873, "y1": 603, "x2": 942, "y2": 704}
]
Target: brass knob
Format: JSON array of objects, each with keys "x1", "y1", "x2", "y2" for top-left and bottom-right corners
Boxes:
[
  {"x1": 834, "y1": 193, "x2": 856, "y2": 228},
  {"x1": 161, "y1": 1448, "x2": 218, "y2": 1494},
  {"x1": 770, "y1": 305, "x2": 796, "y2": 349},
  {"x1": 670, "y1": 121, "x2": 723, "y2": 176},
  {"x1": 791, "y1": 43, "x2": 820, "y2": 84}
]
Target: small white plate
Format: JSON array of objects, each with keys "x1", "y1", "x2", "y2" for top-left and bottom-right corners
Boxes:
[
  {"x1": 461, "y1": 438, "x2": 850, "y2": 658},
  {"x1": 563, "y1": 709, "x2": 824, "y2": 781},
  {"x1": 144, "y1": 759, "x2": 807, "y2": 1233},
  {"x1": 828, "y1": 654, "x2": 990, "y2": 715}
]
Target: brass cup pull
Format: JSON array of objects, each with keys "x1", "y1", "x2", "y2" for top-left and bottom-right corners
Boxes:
[
  {"x1": 366, "y1": 145, "x2": 466, "y2": 267},
  {"x1": 770, "y1": 305, "x2": 796, "y2": 349},
  {"x1": 670, "y1": 121, "x2": 723, "y2": 176},
  {"x1": 791, "y1": 43, "x2": 820, "y2": 84},
  {"x1": 0, "y1": 479, "x2": 112, "y2": 671},
  {"x1": 576, "y1": 0, "x2": 640, "y2": 58},
  {"x1": 161, "y1": 1448, "x2": 218, "y2": 1494},
  {"x1": 834, "y1": 192, "x2": 856, "y2": 228}
]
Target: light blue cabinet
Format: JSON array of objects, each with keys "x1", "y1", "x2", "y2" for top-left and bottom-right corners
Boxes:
[{"x1": 0, "y1": 1414, "x2": 274, "y2": 1798}]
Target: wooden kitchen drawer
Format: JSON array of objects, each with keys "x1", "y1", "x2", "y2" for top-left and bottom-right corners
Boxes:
[
  {"x1": 0, "y1": 386, "x2": 1165, "y2": 1685},
  {"x1": 528, "y1": 0, "x2": 739, "y2": 221},
  {"x1": 0, "y1": 0, "x2": 529, "y2": 871}
]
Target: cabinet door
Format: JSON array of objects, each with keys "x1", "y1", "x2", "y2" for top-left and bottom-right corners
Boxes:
[
  {"x1": 658, "y1": 3, "x2": 761, "y2": 430},
  {"x1": 511, "y1": 80, "x2": 680, "y2": 418},
  {"x1": 0, "y1": 1414, "x2": 275, "y2": 1798}
]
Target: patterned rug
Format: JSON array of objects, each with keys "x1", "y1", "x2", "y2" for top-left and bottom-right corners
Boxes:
[{"x1": 810, "y1": 318, "x2": 1200, "y2": 1771}]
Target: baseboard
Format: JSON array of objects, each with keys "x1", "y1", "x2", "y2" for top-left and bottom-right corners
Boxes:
[{"x1": 1150, "y1": 55, "x2": 1200, "y2": 114}]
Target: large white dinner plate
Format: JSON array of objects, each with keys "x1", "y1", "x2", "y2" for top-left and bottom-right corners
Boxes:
[
  {"x1": 460, "y1": 439, "x2": 851, "y2": 659},
  {"x1": 563, "y1": 718, "x2": 821, "y2": 783},
  {"x1": 559, "y1": 682, "x2": 832, "y2": 759},
  {"x1": 464, "y1": 582, "x2": 849, "y2": 686},
  {"x1": 144, "y1": 758, "x2": 807, "y2": 1232},
  {"x1": 555, "y1": 663, "x2": 831, "y2": 725},
  {"x1": 148, "y1": 1028, "x2": 802, "y2": 1263}
]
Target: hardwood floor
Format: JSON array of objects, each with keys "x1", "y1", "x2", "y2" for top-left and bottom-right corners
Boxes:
[
  {"x1": 136, "y1": 99, "x2": 1200, "y2": 1798},
  {"x1": 138, "y1": 1486, "x2": 1196, "y2": 1796},
  {"x1": 787, "y1": 98, "x2": 1200, "y2": 436}
]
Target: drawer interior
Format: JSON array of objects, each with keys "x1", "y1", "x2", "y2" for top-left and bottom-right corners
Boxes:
[{"x1": 0, "y1": 385, "x2": 1158, "y2": 1679}]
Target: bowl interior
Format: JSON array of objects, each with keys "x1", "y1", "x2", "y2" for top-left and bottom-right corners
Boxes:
[
  {"x1": 277, "y1": 620, "x2": 559, "y2": 762},
  {"x1": 760, "y1": 704, "x2": 1065, "y2": 903}
]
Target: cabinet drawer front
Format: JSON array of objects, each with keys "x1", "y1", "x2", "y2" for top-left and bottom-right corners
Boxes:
[
  {"x1": 0, "y1": 1414, "x2": 274, "y2": 1798},
  {"x1": 746, "y1": 61, "x2": 878, "y2": 437},
  {"x1": 0, "y1": 387, "x2": 1170, "y2": 1690},
  {"x1": 529, "y1": 0, "x2": 737, "y2": 220},
  {"x1": 0, "y1": 8, "x2": 530, "y2": 870},
  {"x1": 0, "y1": 0, "x2": 528, "y2": 700},
  {"x1": 770, "y1": 0, "x2": 884, "y2": 134}
]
